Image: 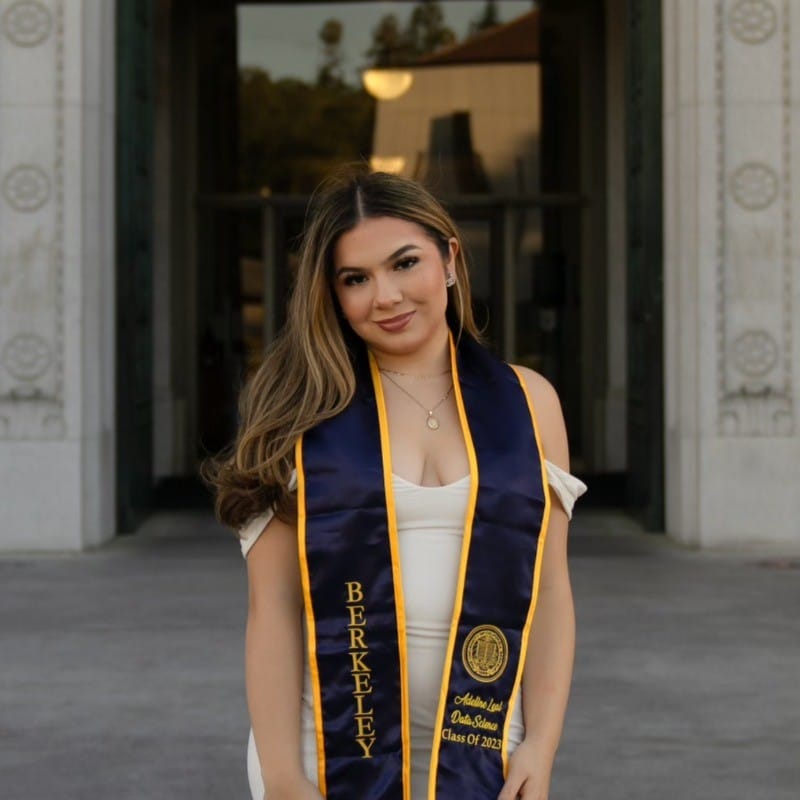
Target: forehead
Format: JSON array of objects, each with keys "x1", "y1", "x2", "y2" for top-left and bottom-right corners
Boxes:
[{"x1": 334, "y1": 216, "x2": 432, "y2": 267}]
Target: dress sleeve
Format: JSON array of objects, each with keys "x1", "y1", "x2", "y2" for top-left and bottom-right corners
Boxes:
[
  {"x1": 239, "y1": 462, "x2": 587, "y2": 557},
  {"x1": 238, "y1": 470, "x2": 298, "y2": 559},
  {"x1": 544, "y1": 460, "x2": 587, "y2": 520}
]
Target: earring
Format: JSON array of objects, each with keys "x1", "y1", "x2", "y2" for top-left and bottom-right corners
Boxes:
[{"x1": 445, "y1": 273, "x2": 456, "y2": 287}]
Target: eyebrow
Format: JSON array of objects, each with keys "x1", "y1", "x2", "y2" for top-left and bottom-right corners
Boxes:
[{"x1": 336, "y1": 243, "x2": 422, "y2": 277}]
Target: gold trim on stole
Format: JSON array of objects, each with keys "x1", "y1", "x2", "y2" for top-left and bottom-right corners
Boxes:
[
  {"x1": 297, "y1": 341, "x2": 550, "y2": 798},
  {"x1": 295, "y1": 437, "x2": 328, "y2": 796},
  {"x1": 368, "y1": 352, "x2": 413, "y2": 800},
  {"x1": 427, "y1": 334, "x2": 481, "y2": 799},
  {"x1": 501, "y1": 366, "x2": 553, "y2": 775}
]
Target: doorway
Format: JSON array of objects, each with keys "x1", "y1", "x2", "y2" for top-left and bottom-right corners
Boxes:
[
  {"x1": 122, "y1": 0, "x2": 665, "y2": 528},
  {"x1": 192, "y1": 0, "x2": 593, "y2": 461}
]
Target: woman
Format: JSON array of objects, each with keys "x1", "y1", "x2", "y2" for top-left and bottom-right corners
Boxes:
[{"x1": 206, "y1": 169, "x2": 586, "y2": 800}]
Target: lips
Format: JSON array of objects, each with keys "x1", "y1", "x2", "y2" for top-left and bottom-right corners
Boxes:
[{"x1": 375, "y1": 311, "x2": 415, "y2": 332}]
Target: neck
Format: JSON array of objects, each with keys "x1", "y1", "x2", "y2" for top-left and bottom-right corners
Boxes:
[{"x1": 371, "y1": 324, "x2": 451, "y2": 376}]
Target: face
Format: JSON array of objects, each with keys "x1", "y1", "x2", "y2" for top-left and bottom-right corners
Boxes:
[{"x1": 332, "y1": 216, "x2": 457, "y2": 357}]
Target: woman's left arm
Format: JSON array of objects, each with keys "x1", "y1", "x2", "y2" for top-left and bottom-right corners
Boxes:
[{"x1": 498, "y1": 368, "x2": 576, "y2": 800}]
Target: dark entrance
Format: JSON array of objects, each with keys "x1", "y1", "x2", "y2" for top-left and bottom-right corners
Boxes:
[
  {"x1": 116, "y1": 0, "x2": 666, "y2": 529},
  {"x1": 116, "y1": 0, "x2": 155, "y2": 532},
  {"x1": 625, "y1": 0, "x2": 664, "y2": 530},
  {"x1": 190, "y1": 0, "x2": 591, "y2": 468}
]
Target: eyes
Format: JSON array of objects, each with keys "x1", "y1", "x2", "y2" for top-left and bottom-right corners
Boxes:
[
  {"x1": 340, "y1": 256, "x2": 419, "y2": 287},
  {"x1": 396, "y1": 256, "x2": 419, "y2": 271}
]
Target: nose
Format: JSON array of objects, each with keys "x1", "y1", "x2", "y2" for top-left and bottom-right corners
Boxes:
[{"x1": 372, "y1": 273, "x2": 403, "y2": 308}]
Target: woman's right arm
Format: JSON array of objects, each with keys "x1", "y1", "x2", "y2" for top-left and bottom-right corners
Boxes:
[{"x1": 245, "y1": 515, "x2": 322, "y2": 799}]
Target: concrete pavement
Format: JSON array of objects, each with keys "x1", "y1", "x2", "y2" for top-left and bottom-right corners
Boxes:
[{"x1": 1, "y1": 510, "x2": 798, "y2": 799}]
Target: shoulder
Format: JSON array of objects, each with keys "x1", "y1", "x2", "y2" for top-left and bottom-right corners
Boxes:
[
  {"x1": 510, "y1": 365, "x2": 561, "y2": 416},
  {"x1": 509, "y1": 365, "x2": 570, "y2": 471}
]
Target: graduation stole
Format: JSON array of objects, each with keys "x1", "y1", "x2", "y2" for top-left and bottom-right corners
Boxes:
[{"x1": 296, "y1": 334, "x2": 551, "y2": 799}]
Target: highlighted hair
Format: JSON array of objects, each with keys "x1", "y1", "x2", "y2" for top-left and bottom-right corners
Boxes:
[{"x1": 203, "y1": 167, "x2": 480, "y2": 530}]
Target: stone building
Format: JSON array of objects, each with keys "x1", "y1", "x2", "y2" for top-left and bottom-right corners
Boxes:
[{"x1": 0, "y1": 0, "x2": 798, "y2": 551}]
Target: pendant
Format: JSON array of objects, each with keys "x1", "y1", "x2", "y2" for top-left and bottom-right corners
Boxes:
[{"x1": 426, "y1": 413, "x2": 440, "y2": 430}]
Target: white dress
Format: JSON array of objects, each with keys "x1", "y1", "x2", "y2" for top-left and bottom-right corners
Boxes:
[{"x1": 241, "y1": 462, "x2": 587, "y2": 799}]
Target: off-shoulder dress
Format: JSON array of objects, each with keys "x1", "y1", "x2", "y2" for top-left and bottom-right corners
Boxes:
[{"x1": 240, "y1": 462, "x2": 587, "y2": 799}]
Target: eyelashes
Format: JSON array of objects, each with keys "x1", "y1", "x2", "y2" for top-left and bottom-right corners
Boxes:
[
  {"x1": 395, "y1": 256, "x2": 419, "y2": 270},
  {"x1": 340, "y1": 257, "x2": 420, "y2": 287}
]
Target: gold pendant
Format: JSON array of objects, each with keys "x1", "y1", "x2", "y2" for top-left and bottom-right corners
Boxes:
[{"x1": 426, "y1": 414, "x2": 440, "y2": 430}]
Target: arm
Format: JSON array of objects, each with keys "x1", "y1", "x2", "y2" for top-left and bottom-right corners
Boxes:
[
  {"x1": 499, "y1": 369, "x2": 576, "y2": 800},
  {"x1": 245, "y1": 515, "x2": 322, "y2": 799}
]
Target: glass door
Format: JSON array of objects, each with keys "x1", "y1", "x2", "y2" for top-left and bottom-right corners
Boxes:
[{"x1": 195, "y1": 0, "x2": 588, "y2": 463}]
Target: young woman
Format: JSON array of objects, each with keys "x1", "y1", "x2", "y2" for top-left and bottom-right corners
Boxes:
[{"x1": 206, "y1": 170, "x2": 586, "y2": 800}]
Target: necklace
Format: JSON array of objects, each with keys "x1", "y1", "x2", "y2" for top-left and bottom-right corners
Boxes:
[
  {"x1": 380, "y1": 367, "x2": 451, "y2": 379},
  {"x1": 380, "y1": 370, "x2": 454, "y2": 430}
]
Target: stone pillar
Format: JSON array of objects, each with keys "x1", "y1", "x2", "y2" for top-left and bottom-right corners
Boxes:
[
  {"x1": 0, "y1": 0, "x2": 116, "y2": 550},
  {"x1": 664, "y1": 0, "x2": 800, "y2": 547}
]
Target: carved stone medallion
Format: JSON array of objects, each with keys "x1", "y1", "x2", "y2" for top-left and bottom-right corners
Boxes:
[
  {"x1": 1, "y1": 334, "x2": 53, "y2": 381},
  {"x1": 2, "y1": 165, "x2": 51, "y2": 212},
  {"x1": 731, "y1": 329, "x2": 779, "y2": 377},
  {"x1": 730, "y1": 163, "x2": 779, "y2": 211},
  {"x1": 728, "y1": 0, "x2": 777, "y2": 44},
  {"x1": 1, "y1": 0, "x2": 52, "y2": 47}
]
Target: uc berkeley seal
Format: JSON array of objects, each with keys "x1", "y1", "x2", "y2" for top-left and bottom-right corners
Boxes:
[{"x1": 462, "y1": 625, "x2": 509, "y2": 683}]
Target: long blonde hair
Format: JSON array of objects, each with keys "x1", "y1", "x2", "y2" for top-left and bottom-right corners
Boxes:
[{"x1": 203, "y1": 168, "x2": 481, "y2": 530}]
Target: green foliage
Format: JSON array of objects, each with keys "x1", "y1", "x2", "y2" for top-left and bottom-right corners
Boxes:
[
  {"x1": 406, "y1": 0, "x2": 456, "y2": 56},
  {"x1": 469, "y1": 0, "x2": 501, "y2": 36},
  {"x1": 238, "y1": 2, "x2": 462, "y2": 194},
  {"x1": 317, "y1": 18, "x2": 344, "y2": 88},
  {"x1": 366, "y1": 1, "x2": 456, "y2": 67},
  {"x1": 365, "y1": 13, "x2": 415, "y2": 67},
  {"x1": 238, "y1": 67, "x2": 374, "y2": 194}
]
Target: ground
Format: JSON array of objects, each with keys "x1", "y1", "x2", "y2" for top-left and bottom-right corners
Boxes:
[{"x1": 1, "y1": 510, "x2": 798, "y2": 799}]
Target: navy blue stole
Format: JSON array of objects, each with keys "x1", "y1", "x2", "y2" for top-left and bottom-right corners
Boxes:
[{"x1": 296, "y1": 334, "x2": 550, "y2": 799}]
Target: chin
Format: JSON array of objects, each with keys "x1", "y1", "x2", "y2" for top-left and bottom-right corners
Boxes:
[
  {"x1": 365, "y1": 335, "x2": 419, "y2": 355},
  {"x1": 374, "y1": 325, "x2": 447, "y2": 355}
]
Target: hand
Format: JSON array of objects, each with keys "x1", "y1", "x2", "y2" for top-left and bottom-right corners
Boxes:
[{"x1": 497, "y1": 737, "x2": 554, "y2": 800}]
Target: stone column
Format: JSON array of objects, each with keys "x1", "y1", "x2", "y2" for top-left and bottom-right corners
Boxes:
[
  {"x1": 664, "y1": 0, "x2": 800, "y2": 547},
  {"x1": 0, "y1": 0, "x2": 116, "y2": 550}
]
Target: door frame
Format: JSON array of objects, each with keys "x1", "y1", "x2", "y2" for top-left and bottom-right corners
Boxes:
[
  {"x1": 116, "y1": 0, "x2": 156, "y2": 531},
  {"x1": 625, "y1": 0, "x2": 664, "y2": 530}
]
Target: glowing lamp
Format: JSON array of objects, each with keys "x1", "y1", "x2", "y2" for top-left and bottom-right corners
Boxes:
[
  {"x1": 370, "y1": 156, "x2": 406, "y2": 175},
  {"x1": 362, "y1": 69, "x2": 413, "y2": 101}
]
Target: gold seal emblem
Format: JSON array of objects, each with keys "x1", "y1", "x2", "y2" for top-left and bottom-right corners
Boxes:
[{"x1": 462, "y1": 625, "x2": 509, "y2": 683}]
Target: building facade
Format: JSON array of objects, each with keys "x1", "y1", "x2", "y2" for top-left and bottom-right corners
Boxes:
[{"x1": 0, "y1": 0, "x2": 798, "y2": 551}]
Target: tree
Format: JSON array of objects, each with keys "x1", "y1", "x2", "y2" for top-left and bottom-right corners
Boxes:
[
  {"x1": 317, "y1": 18, "x2": 344, "y2": 87},
  {"x1": 366, "y1": 1, "x2": 456, "y2": 67},
  {"x1": 469, "y1": 0, "x2": 501, "y2": 36},
  {"x1": 405, "y1": 1, "x2": 456, "y2": 57},
  {"x1": 365, "y1": 13, "x2": 413, "y2": 67},
  {"x1": 238, "y1": 67, "x2": 374, "y2": 194}
]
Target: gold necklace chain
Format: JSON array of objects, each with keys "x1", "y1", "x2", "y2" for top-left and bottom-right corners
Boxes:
[
  {"x1": 380, "y1": 370, "x2": 454, "y2": 430},
  {"x1": 380, "y1": 367, "x2": 452, "y2": 379}
]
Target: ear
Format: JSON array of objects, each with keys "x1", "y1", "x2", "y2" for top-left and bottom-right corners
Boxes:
[{"x1": 446, "y1": 237, "x2": 459, "y2": 270}]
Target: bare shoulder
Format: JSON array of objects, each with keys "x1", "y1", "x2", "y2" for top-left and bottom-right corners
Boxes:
[{"x1": 510, "y1": 365, "x2": 570, "y2": 470}]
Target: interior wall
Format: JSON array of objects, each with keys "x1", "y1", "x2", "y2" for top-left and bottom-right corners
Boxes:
[
  {"x1": 153, "y1": 0, "x2": 176, "y2": 479},
  {"x1": 172, "y1": 1, "x2": 200, "y2": 476},
  {"x1": 545, "y1": 0, "x2": 627, "y2": 475},
  {"x1": 580, "y1": 1, "x2": 609, "y2": 473},
  {"x1": 151, "y1": 0, "x2": 199, "y2": 480},
  {"x1": 603, "y1": 0, "x2": 628, "y2": 471}
]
